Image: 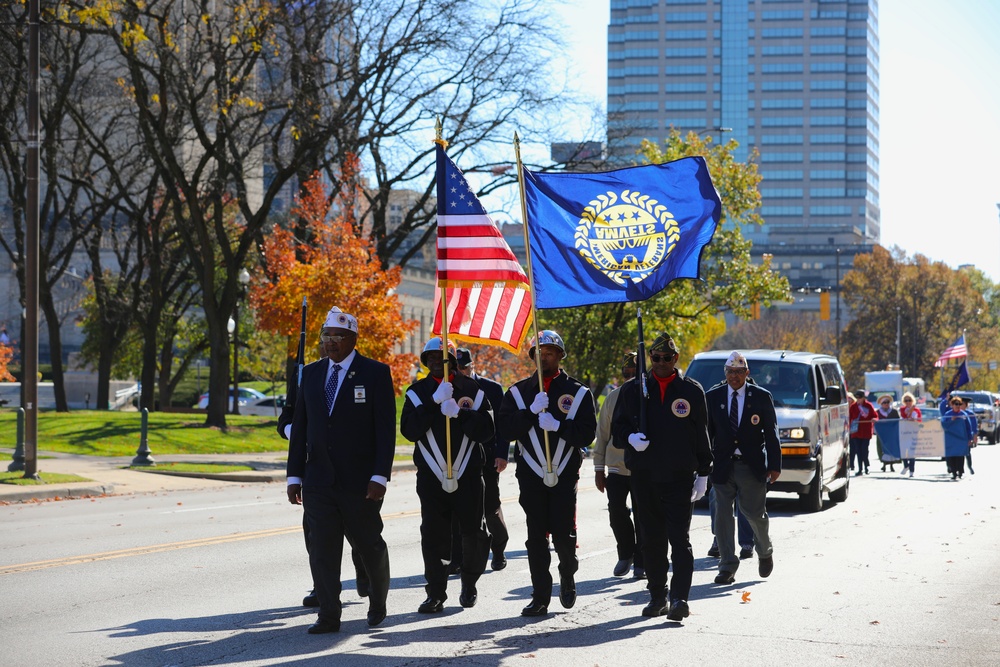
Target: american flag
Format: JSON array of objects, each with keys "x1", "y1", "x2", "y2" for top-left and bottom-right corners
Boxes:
[
  {"x1": 432, "y1": 144, "x2": 532, "y2": 353},
  {"x1": 934, "y1": 334, "x2": 968, "y2": 367}
]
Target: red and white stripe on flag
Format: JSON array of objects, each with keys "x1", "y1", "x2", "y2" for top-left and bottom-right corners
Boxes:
[
  {"x1": 433, "y1": 282, "x2": 532, "y2": 353},
  {"x1": 934, "y1": 335, "x2": 968, "y2": 367}
]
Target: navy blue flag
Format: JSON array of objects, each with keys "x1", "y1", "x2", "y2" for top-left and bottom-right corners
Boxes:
[
  {"x1": 938, "y1": 360, "x2": 971, "y2": 398},
  {"x1": 523, "y1": 156, "x2": 721, "y2": 309}
]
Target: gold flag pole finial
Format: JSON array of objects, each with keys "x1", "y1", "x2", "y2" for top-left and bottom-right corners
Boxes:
[{"x1": 434, "y1": 116, "x2": 448, "y2": 149}]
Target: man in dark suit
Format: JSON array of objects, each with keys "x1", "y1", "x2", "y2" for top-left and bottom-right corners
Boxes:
[
  {"x1": 456, "y1": 347, "x2": 511, "y2": 571},
  {"x1": 612, "y1": 333, "x2": 712, "y2": 622},
  {"x1": 704, "y1": 351, "x2": 781, "y2": 586},
  {"x1": 286, "y1": 306, "x2": 396, "y2": 634}
]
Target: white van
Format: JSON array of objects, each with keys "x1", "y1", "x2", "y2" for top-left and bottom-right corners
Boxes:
[{"x1": 684, "y1": 350, "x2": 851, "y2": 512}]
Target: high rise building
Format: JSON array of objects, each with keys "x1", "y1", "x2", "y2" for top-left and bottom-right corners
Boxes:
[{"x1": 607, "y1": 0, "x2": 879, "y2": 297}]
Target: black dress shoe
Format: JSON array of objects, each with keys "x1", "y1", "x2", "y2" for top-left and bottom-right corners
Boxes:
[
  {"x1": 521, "y1": 600, "x2": 548, "y2": 617},
  {"x1": 666, "y1": 599, "x2": 690, "y2": 621},
  {"x1": 491, "y1": 555, "x2": 507, "y2": 571},
  {"x1": 707, "y1": 542, "x2": 720, "y2": 558},
  {"x1": 633, "y1": 566, "x2": 646, "y2": 580},
  {"x1": 739, "y1": 546, "x2": 754, "y2": 560},
  {"x1": 366, "y1": 606, "x2": 387, "y2": 627},
  {"x1": 418, "y1": 597, "x2": 445, "y2": 614},
  {"x1": 356, "y1": 579, "x2": 370, "y2": 598},
  {"x1": 459, "y1": 586, "x2": 478, "y2": 608},
  {"x1": 714, "y1": 570, "x2": 735, "y2": 584},
  {"x1": 642, "y1": 597, "x2": 668, "y2": 617},
  {"x1": 302, "y1": 590, "x2": 319, "y2": 608},
  {"x1": 759, "y1": 555, "x2": 774, "y2": 578},
  {"x1": 307, "y1": 618, "x2": 340, "y2": 634},
  {"x1": 613, "y1": 557, "x2": 633, "y2": 577},
  {"x1": 559, "y1": 575, "x2": 576, "y2": 609}
]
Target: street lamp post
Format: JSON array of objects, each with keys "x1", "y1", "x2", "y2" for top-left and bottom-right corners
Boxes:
[
  {"x1": 895, "y1": 306, "x2": 901, "y2": 370},
  {"x1": 835, "y1": 248, "x2": 842, "y2": 356},
  {"x1": 230, "y1": 268, "x2": 251, "y2": 415}
]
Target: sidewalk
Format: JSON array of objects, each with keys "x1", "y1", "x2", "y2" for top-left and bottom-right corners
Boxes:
[{"x1": 0, "y1": 450, "x2": 417, "y2": 504}]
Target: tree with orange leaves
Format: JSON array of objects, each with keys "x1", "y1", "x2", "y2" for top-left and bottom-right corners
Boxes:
[{"x1": 252, "y1": 162, "x2": 417, "y2": 393}]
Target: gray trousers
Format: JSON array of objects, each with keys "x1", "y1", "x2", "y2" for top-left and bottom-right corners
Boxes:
[{"x1": 713, "y1": 460, "x2": 773, "y2": 573}]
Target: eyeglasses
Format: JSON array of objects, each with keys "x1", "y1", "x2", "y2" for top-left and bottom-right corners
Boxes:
[
  {"x1": 320, "y1": 333, "x2": 349, "y2": 344},
  {"x1": 724, "y1": 368, "x2": 748, "y2": 375},
  {"x1": 649, "y1": 353, "x2": 673, "y2": 363}
]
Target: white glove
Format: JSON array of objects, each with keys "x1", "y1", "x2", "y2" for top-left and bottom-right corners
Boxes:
[
  {"x1": 283, "y1": 424, "x2": 292, "y2": 440},
  {"x1": 440, "y1": 398, "x2": 460, "y2": 418},
  {"x1": 628, "y1": 432, "x2": 650, "y2": 452},
  {"x1": 691, "y1": 475, "x2": 709, "y2": 502},
  {"x1": 529, "y1": 392, "x2": 549, "y2": 414},
  {"x1": 432, "y1": 381, "x2": 453, "y2": 404},
  {"x1": 538, "y1": 411, "x2": 560, "y2": 432}
]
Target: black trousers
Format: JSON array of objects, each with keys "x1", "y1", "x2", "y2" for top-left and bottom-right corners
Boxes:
[
  {"x1": 606, "y1": 473, "x2": 644, "y2": 567},
  {"x1": 631, "y1": 474, "x2": 695, "y2": 603},
  {"x1": 516, "y1": 462, "x2": 580, "y2": 604},
  {"x1": 302, "y1": 484, "x2": 389, "y2": 622},
  {"x1": 416, "y1": 467, "x2": 490, "y2": 599},
  {"x1": 303, "y1": 511, "x2": 367, "y2": 591},
  {"x1": 483, "y1": 462, "x2": 509, "y2": 557}
]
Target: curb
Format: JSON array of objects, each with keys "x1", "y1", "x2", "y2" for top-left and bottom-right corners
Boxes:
[
  {"x1": 130, "y1": 469, "x2": 286, "y2": 483},
  {"x1": 0, "y1": 483, "x2": 116, "y2": 504}
]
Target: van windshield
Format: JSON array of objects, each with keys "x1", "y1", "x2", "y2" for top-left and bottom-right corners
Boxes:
[{"x1": 685, "y1": 359, "x2": 815, "y2": 408}]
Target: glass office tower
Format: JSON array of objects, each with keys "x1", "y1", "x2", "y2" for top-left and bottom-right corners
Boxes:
[{"x1": 607, "y1": 0, "x2": 879, "y2": 293}]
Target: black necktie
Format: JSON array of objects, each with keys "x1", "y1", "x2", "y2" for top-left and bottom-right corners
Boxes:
[{"x1": 730, "y1": 390, "x2": 739, "y2": 433}]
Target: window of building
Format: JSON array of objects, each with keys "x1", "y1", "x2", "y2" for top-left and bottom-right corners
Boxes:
[
  {"x1": 666, "y1": 82, "x2": 708, "y2": 93},
  {"x1": 809, "y1": 169, "x2": 847, "y2": 179},
  {"x1": 761, "y1": 116, "x2": 804, "y2": 127},
  {"x1": 761, "y1": 187, "x2": 804, "y2": 198},
  {"x1": 811, "y1": 62, "x2": 846, "y2": 73},
  {"x1": 761, "y1": 81, "x2": 804, "y2": 91},
  {"x1": 761, "y1": 206, "x2": 804, "y2": 216},
  {"x1": 761, "y1": 98, "x2": 804, "y2": 109},
  {"x1": 810, "y1": 151, "x2": 846, "y2": 161},
  {"x1": 665, "y1": 65, "x2": 708, "y2": 75},
  {"x1": 760, "y1": 153, "x2": 803, "y2": 163},
  {"x1": 810, "y1": 187, "x2": 846, "y2": 197},
  {"x1": 761, "y1": 45, "x2": 804, "y2": 56},
  {"x1": 761, "y1": 63, "x2": 804, "y2": 74},
  {"x1": 809, "y1": 206, "x2": 852, "y2": 216},
  {"x1": 665, "y1": 47, "x2": 708, "y2": 58},
  {"x1": 761, "y1": 170, "x2": 805, "y2": 179},
  {"x1": 810, "y1": 80, "x2": 846, "y2": 91},
  {"x1": 665, "y1": 100, "x2": 707, "y2": 111},
  {"x1": 761, "y1": 28, "x2": 803, "y2": 38},
  {"x1": 761, "y1": 135, "x2": 804, "y2": 145},
  {"x1": 666, "y1": 30, "x2": 707, "y2": 40},
  {"x1": 810, "y1": 116, "x2": 846, "y2": 126}
]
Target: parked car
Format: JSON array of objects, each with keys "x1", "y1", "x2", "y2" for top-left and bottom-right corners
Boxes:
[
  {"x1": 240, "y1": 395, "x2": 286, "y2": 417},
  {"x1": 195, "y1": 387, "x2": 267, "y2": 410},
  {"x1": 685, "y1": 350, "x2": 851, "y2": 512},
  {"x1": 949, "y1": 390, "x2": 999, "y2": 444}
]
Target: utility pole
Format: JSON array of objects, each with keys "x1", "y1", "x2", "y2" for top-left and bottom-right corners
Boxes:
[{"x1": 23, "y1": 0, "x2": 40, "y2": 479}]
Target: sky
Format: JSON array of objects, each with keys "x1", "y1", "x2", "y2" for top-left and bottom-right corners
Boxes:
[{"x1": 552, "y1": 0, "x2": 1000, "y2": 282}]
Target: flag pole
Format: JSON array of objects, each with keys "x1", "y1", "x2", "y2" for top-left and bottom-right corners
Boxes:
[
  {"x1": 636, "y1": 308, "x2": 648, "y2": 433},
  {"x1": 435, "y1": 118, "x2": 459, "y2": 494},
  {"x1": 514, "y1": 132, "x2": 557, "y2": 488}
]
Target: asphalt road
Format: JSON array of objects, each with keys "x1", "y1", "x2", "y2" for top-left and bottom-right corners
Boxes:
[{"x1": 2, "y1": 448, "x2": 999, "y2": 667}]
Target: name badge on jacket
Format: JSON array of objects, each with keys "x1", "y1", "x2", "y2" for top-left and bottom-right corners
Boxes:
[{"x1": 354, "y1": 386, "x2": 366, "y2": 403}]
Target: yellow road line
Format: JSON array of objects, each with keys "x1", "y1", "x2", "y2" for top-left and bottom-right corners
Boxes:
[{"x1": 2, "y1": 506, "x2": 426, "y2": 576}]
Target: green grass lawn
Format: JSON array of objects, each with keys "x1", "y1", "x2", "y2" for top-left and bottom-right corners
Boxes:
[
  {"x1": 0, "y1": 471, "x2": 92, "y2": 485},
  {"x1": 0, "y1": 395, "x2": 415, "y2": 458}
]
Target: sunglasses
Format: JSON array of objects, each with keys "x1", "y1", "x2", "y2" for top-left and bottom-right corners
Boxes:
[
  {"x1": 649, "y1": 353, "x2": 673, "y2": 363},
  {"x1": 903, "y1": 398, "x2": 913, "y2": 403},
  {"x1": 320, "y1": 333, "x2": 349, "y2": 344},
  {"x1": 880, "y1": 402, "x2": 891, "y2": 406}
]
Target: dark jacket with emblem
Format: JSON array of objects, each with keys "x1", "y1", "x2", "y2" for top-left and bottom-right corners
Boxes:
[
  {"x1": 704, "y1": 381, "x2": 781, "y2": 484},
  {"x1": 287, "y1": 355, "x2": 396, "y2": 494},
  {"x1": 400, "y1": 374, "x2": 494, "y2": 473},
  {"x1": 498, "y1": 370, "x2": 597, "y2": 476},
  {"x1": 612, "y1": 370, "x2": 713, "y2": 480}
]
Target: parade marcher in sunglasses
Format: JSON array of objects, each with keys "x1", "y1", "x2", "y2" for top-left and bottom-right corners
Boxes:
[
  {"x1": 612, "y1": 333, "x2": 712, "y2": 622},
  {"x1": 286, "y1": 306, "x2": 396, "y2": 633}
]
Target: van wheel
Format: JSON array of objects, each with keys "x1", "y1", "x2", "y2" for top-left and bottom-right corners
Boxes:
[
  {"x1": 800, "y1": 458, "x2": 823, "y2": 513},
  {"x1": 830, "y1": 454, "x2": 850, "y2": 503}
]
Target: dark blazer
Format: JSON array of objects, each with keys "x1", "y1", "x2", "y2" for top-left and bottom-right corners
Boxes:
[
  {"x1": 705, "y1": 381, "x2": 781, "y2": 484},
  {"x1": 287, "y1": 353, "x2": 396, "y2": 494}
]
